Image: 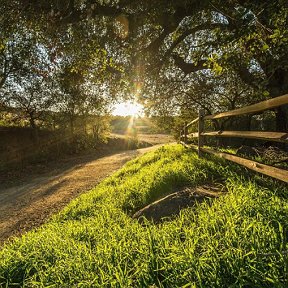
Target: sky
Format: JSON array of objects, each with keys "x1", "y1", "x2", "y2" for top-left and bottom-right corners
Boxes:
[{"x1": 112, "y1": 101, "x2": 144, "y2": 117}]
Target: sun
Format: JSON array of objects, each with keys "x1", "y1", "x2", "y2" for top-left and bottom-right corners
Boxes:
[{"x1": 112, "y1": 101, "x2": 144, "y2": 117}]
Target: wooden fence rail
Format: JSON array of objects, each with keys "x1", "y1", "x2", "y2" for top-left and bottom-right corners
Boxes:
[
  {"x1": 188, "y1": 131, "x2": 288, "y2": 143},
  {"x1": 180, "y1": 94, "x2": 288, "y2": 183}
]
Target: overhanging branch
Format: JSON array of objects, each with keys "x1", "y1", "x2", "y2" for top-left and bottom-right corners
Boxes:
[
  {"x1": 172, "y1": 54, "x2": 207, "y2": 74},
  {"x1": 163, "y1": 23, "x2": 228, "y2": 60}
]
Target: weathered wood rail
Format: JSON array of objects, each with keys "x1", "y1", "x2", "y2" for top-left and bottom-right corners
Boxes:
[{"x1": 180, "y1": 94, "x2": 288, "y2": 183}]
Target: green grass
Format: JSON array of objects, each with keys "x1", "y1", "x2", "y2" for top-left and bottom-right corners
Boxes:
[{"x1": 0, "y1": 144, "x2": 288, "y2": 287}]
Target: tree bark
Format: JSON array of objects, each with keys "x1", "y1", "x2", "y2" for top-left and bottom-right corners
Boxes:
[
  {"x1": 275, "y1": 106, "x2": 288, "y2": 132},
  {"x1": 29, "y1": 116, "x2": 39, "y2": 145},
  {"x1": 69, "y1": 116, "x2": 75, "y2": 136},
  {"x1": 267, "y1": 68, "x2": 288, "y2": 132}
]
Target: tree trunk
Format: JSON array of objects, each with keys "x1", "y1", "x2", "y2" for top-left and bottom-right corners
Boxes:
[
  {"x1": 267, "y1": 68, "x2": 288, "y2": 132},
  {"x1": 83, "y1": 117, "x2": 88, "y2": 135},
  {"x1": 29, "y1": 116, "x2": 39, "y2": 145},
  {"x1": 69, "y1": 117, "x2": 75, "y2": 136},
  {"x1": 266, "y1": 68, "x2": 288, "y2": 150},
  {"x1": 275, "y1": 106, "x2": 288, "y2": 132},
  {"x1": 245, "y1": 115, "x2": 252, "y2": 131}
]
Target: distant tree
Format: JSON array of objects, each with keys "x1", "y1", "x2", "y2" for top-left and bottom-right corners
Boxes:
[
  {"x1": 0, "y1": 26, "x2": 35, "y2": 92},
  {"x1": 7, "y1": 76, "x2": 55, "y2": 129},
  {"x1": 0, "y1": 21, "x2": 58, "y2": 133},
  {"x1": 56, "y1": 61, "x2": 111, "y2": 136}
]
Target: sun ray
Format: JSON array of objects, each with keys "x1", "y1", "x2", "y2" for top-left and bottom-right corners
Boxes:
[{"x1": 112, "y1": 101, "x2": 144, "y2": 117}]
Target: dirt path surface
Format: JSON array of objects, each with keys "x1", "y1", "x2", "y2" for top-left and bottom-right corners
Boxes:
[{"x1": 0, "y1": 145, "x2": 163, "y2": 245}]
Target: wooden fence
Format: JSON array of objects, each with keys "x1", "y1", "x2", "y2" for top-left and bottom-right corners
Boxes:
[{"x1": 179, "y1": 94, "x2": 288, "y2": 183}]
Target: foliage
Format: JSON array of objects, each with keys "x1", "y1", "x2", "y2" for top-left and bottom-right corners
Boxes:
[
  {"x1": 0, "y1": 144, "x2": 287, "y2": 287},
  {"x1": 125, "y1": 0, "x2": 288, "y2": 131},
  {"x1": 0, "y1": 0, "x2": 124, "y2": 138},
  {"x1": 1, "y1": 0, "x2": 288, "y2": 141}
]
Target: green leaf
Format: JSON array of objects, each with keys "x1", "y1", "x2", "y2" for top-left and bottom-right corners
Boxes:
[
  {"x1": 262, "y1": 44, "x2": 269, "y2": 51},
  {"x1": 263, "y1": 91, "x2": 270, "y2": 97}
]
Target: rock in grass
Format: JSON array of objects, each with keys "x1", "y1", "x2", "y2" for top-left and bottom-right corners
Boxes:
[
  {"x1": 236, "y1": 145, "x2": 259, "y2": 157},
  {"x1": 132, "y1": 186, "x2": 223, "y2": 224}
]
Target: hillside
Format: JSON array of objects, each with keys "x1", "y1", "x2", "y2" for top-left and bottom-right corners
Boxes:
[{"x1": 0, "y1": 144, "x2": 287, "y2": 287}]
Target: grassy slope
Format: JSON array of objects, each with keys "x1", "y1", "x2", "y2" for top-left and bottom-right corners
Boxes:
[{"x1": 0, "y1": 144, "x2": 287, "y2": 287}]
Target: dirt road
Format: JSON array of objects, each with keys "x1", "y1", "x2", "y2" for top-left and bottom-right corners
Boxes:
[{"x1": 0, "y1": 145, "x2": 163, "y2": 245}]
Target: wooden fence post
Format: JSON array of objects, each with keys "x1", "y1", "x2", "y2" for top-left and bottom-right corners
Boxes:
[
  {"x1": 184, "y1": 121, "x2": 188, "y2": 144},
  {"x1": 198, "y1": 109, "x2": 205, "y2": 157}
]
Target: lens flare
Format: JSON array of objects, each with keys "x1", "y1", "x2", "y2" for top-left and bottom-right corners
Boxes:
[{"x1": 112, "y1": 101, "x2": 144, "y2": 117}]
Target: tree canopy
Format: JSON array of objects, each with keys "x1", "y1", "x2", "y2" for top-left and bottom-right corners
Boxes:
[{"x1": 1, "y1": 0, "x2": 288, "y2": 131}]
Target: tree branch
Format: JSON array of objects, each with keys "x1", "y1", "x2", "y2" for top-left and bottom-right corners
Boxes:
[
  {"x1": 163, "y1": 23, "x2": 228, "y2": 61},
  {"x1": 235, "y1": 64, "x2": 263, "y2": 89},
  {"x1": 172, "y1": 54, "x2": 207, "y2": 74}
]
